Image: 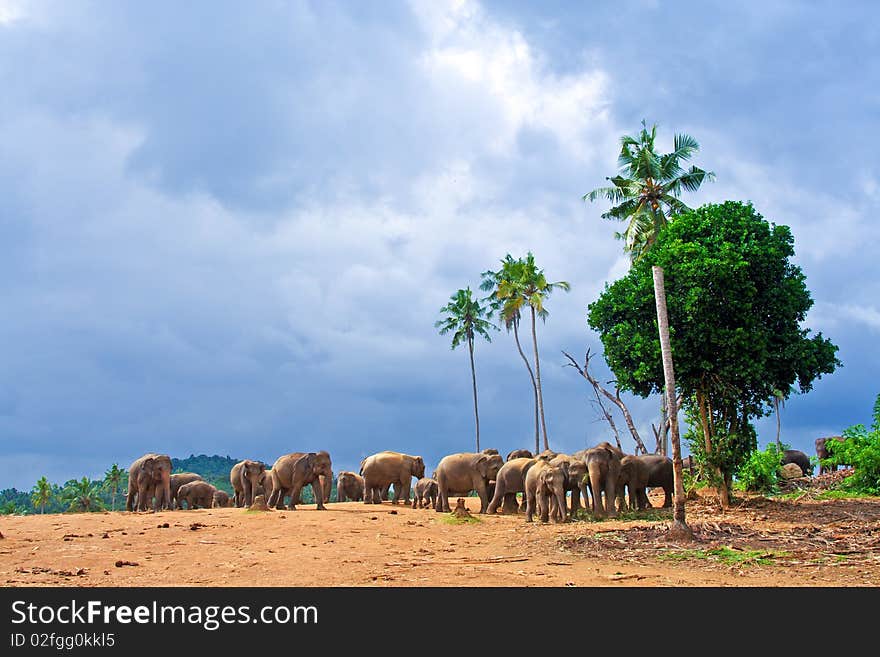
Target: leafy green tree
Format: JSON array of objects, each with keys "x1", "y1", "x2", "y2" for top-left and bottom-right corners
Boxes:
[
  {"x1": 481, "y1": 255, "x2": 540, "y2": 452},
  {"x1": 583, "y1": 120, "x2": 715, "y2": 261},
  {"x1": 30, "y1": 476, "x2": 53, "y2": 514},
  {"x1": 103, "y1": 464, "x2": 124, "y2": 511},
  {"x1": 436, "y1": 287, "x2": 498, "y2": 452},
  {"x1": 588, "y1": 201, "x2": 840, "y2": 507},
  {"x1": 1, "y1": 500, "x2": 22, "y2": 515},
  {"x1": 62, "y1": 477, "x2": 105, "y2": 513}
]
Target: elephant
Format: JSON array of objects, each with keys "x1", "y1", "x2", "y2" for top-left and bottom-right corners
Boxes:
[
  {"x1": 506, "y1": 449, "x2": 534, "y2": 461},
  {"x1": 411, "y1": 477, "x2": 439, "y2": 508},
  {"x1": 359, "y1": 451, "x2": 425, "y2": 505},
  {"x1": 549, "y1": 454, "x2": 588, "y2": 518},
  {"x1": 336, "y1": 471, "x2": 365, "y2": 502},
  {"x1": 434, "y1": 451, "x2": 504, "y2": 513},
  {"x1": 524, "y1": 459, "x2": 567, "y2": 523},
  {"x1": 486, "y1": 457, "x2": 538, "y2": 514},
  {"x1": 617, "y1": 454, "x2": 673, "y2": 511},
  {"x1": 257, "y1": 469, "x2": 275, "y2": 501},
  {"x1": 583, "y1": 442, "x2": 624, "y2": 518},
  {"x1": 231, "y1": 459, "x2": 268, "y2": 508},
  {"x1": 482, "y1": 448, "x2": 500, "y2": 455},
  {"x1": 169, "y1": 472, "x2": 205, "y2": 509},
  {"x1": 781, "y1": 449, "x2": 813, "y2": 476},
  {"x1": 126, "y1": 453, "x2": 173, "y2": 512},
  {"x1": 212, "y1": 490, "x2": 232, "y2": 507},
  {"x1": 177, "y1": 481, "x2": 218, "y2": 510},
  {"x1": 816, "y1": 436, "x2": 846, "y2": 474},
  {"x1": 681, "y1": 455, "x2": 696, "y2": 476},
  {"x1": 536, "y1": 449, "x2": 559, "y2": 461},
  {"x1": 268, "y1": 451, "x2": 333, "y2": 511}
]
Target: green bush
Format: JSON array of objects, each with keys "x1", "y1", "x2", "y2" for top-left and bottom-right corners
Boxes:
[
  {"x1": 735, "y1": 443, "x2": 787, "y2": 494},
  {"x1": 826, "y1": 393, "x2": 880, "y2": 495}
]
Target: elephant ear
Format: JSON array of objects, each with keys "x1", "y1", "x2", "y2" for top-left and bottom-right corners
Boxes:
[
  {"x1": 470, "y1": 454, "x2": 489, "y2": 478},
  {"x1": 140, "y1": 457, "x2": 154, "y2": 473}
]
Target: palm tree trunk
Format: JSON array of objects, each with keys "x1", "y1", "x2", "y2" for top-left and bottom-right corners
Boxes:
[
  {"x1": 468, "y1": 336, "x2": 480, "y2": 453},
  {"x1": 530, "y1": 306, "x2": 549, "y2": 451},
  {"x1": 513, "y1": 319, "x2": 540, "y2": 453},
  {"x1": 775, "y1": 397, "x2": 781, "y2": 453},
  {"x1": 652, "y1": 266, "x2": 692, "y2": 539}
]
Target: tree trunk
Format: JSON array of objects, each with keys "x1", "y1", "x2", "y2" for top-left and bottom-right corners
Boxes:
[
  {"x1": 697, "y1": 389, "x2": 729, "y2": 510},
  {"x1": 652, "y1": 266, "x2": 692, "y2": 540},
  {"x1": 775, "y1": 397, "x2": 782, "y2": 453},
  {"x1": 468, "y1": 336, "x2": 480, "y2": 453},
  {"x1": 530, "y1": 306, "x2": 549, "y2": 451},
  {"x1": 513, "y1": 319, "x2": 540, "y2": 454}
]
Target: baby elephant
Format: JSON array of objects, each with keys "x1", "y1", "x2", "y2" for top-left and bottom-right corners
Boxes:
[
  {"x1": 212, "y1": 490, "x2": 232, "y2": 508},
  {"x1": 177, "y1": 481, "x2": 218, "y2": 510},
  {"x1": 412, "y1": 477, "x2": 439, "y2": 509}
]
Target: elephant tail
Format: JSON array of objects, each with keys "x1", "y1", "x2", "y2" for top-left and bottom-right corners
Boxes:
[{"x1": 359, "y1": 457, "x2": 367, "y2": 476}]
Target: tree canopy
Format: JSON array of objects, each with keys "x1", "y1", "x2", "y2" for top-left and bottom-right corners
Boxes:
[{"x1": 587, "y1": 201, "x2": 841, "y2": 485}]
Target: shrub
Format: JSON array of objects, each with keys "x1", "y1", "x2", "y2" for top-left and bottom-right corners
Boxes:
[
  {"x1": 735, "y1": 443, "x2": 787, "y2": 494},
  {"x1": 826, "y1": 393, "x2": 880, "y2": 495}
]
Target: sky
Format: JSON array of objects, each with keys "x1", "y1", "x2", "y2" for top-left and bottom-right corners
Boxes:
[{"x1": 1, "y1": 0, "x2": 878, "y2": 489}]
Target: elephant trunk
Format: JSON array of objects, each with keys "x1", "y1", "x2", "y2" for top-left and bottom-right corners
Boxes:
[{"x1": 587, "y1": 462, "x2": 605, "y2": 518}]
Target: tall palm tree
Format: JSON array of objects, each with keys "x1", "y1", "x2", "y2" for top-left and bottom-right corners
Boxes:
[
  {"x1": 436, "y1": 287, "x2": 497, "y2": 452},
  {"x1": 583, "y1": 120, "x2": 715, "y2": 260},
  {"x1": 519, "y1": 253, "x2": 570, "y2": 451},
  {"x1": 62, "y1": 477, "x2": 104, "y2": 513},
  {"x1": 481, "y1": 255, "x2": 540, "y2": 453},
  {"x1": 30, "y1": 476, "x2": 53, "y2": 514},
  {"x1": 103, "y1": 464, "x2": 124, "y2": 511}
]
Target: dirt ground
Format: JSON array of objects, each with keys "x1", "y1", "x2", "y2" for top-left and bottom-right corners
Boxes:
[{"x1": 2, "y1": 489, "x2": 879, "y2": 587}]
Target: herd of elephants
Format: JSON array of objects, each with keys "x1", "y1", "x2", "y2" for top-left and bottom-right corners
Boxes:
[{"x1": 124, "y1": 437, "x2": 843, "y2": 523}]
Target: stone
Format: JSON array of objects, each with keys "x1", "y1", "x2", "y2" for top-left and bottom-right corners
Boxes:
[{"x1": 781, "y1": 463, "x2": 804, "y2": 479}]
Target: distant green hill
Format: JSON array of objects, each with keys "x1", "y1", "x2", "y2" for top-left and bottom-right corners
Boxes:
[{"x1": 171, "y1": 454, "x2": 240, "y2": 494}]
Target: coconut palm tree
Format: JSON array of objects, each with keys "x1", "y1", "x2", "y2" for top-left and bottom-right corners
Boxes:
[
  {"x1": 62, "y1": 477, "x2": 104, "y2": 513},
  {"x1": 481, "y1": 255, "x2": 540, "y2": 453},
  {"x1": 30, "y1": 476, "x2": 53, "y2": 514},
  {"x1": 584, "y1": 120, "x2": 714, "y2": 261},
  {"x1": 103, "y1": 464, "x2": 124, "y2": 511},
  {"x1": 515, "y1": 253, "x2": 570, "y2": 451},
  {"x1": 436, "y1": 287, "x2": 497, "y2": 452}
]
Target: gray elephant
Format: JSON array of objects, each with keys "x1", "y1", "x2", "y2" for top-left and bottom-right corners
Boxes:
[
  {"x1": 177, "y1": 481, "x2": 218, "y2": 509},
  {"x1": 524, "y1": 459, "x2": 567, "y2": 523},
  {"x1": 268, "y1": 451, "x2": 333, "y2": 510},
  {"x1": 257, "y1": 468, "x2": 275, "y2": 501},
  {"x1": 212, "y1": 490, "x2": 232, "y2": 507},
  {"x1": 411, "y1": 477, "x2": 439, "y2": 509},
  {"x1": 486, "y1": 457, "x2": 538, "y2": 514},
  {"x1": 506, "y1": 449, "x2": 534, "y2": 461},
  {"x1": 617, "y1": 454, "x2": 673, "y2": 511},
  {"x1": 359, "y1": 451, "x2": 425, "y2": 505},
  {"x1": 549, "y1": 454, "x2": 588, "y2": 518},
  {"x1": 434, "y1": 451, "x2": 504, "y2": 513},
  {"x1": 781, "y1": 449, "x2": 813, "y2": 476},
  {"x1": 584, "y1": 442, "x2": 624, "y2": 518},
  {"x1": 816, "y1": 436, "x2": 846, "y2": 474},
  {"x1": 126, "y1": 453, "x2": 173, "y2": 512},
  {"x1": 231, "y1": 459, "x2": 268, "y2": 508},
  {"x1": 336, "y1": 471, "x2": 365, "y2": 502},
  {"x1": 169, "y1": 472, "x2": 205, "y2": 509}
]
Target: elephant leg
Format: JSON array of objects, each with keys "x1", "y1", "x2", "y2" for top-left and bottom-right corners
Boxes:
[
  {"x1": 486, "y1": 480, "x2": 505, "y2": 514},
  {"x1": 501, "y1": 493, "x2": 519, "y2": 515},
  {"x1": 475, "y1": 480, "x2": 489, "y2": 513},
  {"x1": 525, "y1": 488, "x2": 536, "y2": 522},
  {"x1": 662, "y1": 486, "x2": 672, "y2": 508},
  {"x1": 588, "y1": 469, "x2": 604, "y2": 518},
  {"x1": 569, "y1": 486, "x2": 580, "y2": 517},
  {"x1": 557, "y1": 489, "x2": 568, "y2": 522},
  {"x1": 605, "y1": 478, "x2": 617, "y2": 518},
  {"x1": 436, "y1": 484, "x2": 449, "y2": 513},
  {"x1": 313, "y1": 481, "x2": 326, "y2": 510}
]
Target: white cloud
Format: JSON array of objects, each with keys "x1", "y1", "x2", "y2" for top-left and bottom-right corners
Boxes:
[{"x1": 0, "y1": 0, "x2": 24, "y2": 25}]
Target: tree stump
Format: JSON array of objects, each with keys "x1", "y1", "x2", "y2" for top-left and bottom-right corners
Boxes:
[
  {"x1": 249, "y1": 494, "x2": 271, "y2": 511},
  {"x1": 452, "y1": 498, "x2": 473, "y2": 519}
]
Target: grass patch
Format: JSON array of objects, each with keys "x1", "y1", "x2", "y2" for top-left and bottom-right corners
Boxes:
[
  {"x1": 438, "y1": 514, "x2": 481, "y2": 525},
  {"x1": 658, "y1": 545, "x2": 789, "y2": 566}
]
